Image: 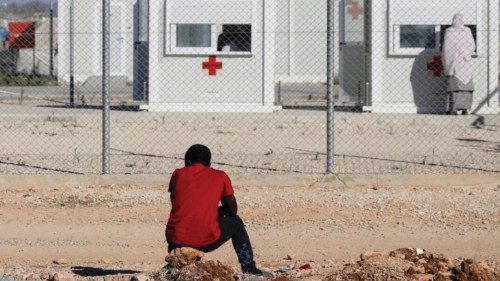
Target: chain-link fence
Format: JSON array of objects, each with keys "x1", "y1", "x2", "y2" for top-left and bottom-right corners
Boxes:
[{"x1": 0, "y1": 0, "x2": 498, "y2": 175}]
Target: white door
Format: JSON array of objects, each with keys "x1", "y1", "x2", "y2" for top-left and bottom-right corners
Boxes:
[
  {"x1": 339, "y1": 0, "x2": 366, "y2": 104},
  {"x1": 110, "y1": 4, "x2": 125, "y2": 76}
]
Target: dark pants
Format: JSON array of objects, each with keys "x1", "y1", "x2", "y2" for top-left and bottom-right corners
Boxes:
[{"x1": 168, "y1": 215, "x2": 255, "y2": 269}]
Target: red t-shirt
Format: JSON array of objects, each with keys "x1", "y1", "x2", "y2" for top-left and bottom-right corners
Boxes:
[{"x1": 166, "y1": 163, "x2": 234, "y2": 247}]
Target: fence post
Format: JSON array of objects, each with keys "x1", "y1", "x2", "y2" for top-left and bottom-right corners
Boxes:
[
  {"x1": 69, "y1": 0, "x2": 75, "y2": 107},
  {"x1": 49, "y1": 0, "x2": 54, "y2": 78},
  {"x1": 102, "y1": 0, "x2": 111, "y2": 174},
  {"x1": 326, "y1": 0, "x2": 335, "y2": 173}
]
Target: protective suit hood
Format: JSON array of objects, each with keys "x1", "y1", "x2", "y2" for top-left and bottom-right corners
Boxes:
[{"x1": 452, "y1": 14, "x2": 465, "y2": 28}]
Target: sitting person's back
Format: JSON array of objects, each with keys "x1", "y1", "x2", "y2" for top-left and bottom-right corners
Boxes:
[
  {"x1": 166, "y1": 144, "x2": 268, "y2": 277},
  {"x1": 167, "y1": 162, "x2": 233, "y2": 247}
]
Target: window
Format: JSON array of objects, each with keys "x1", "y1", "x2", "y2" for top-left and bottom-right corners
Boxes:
[
  {"x1": 167, "y1": 23, "x2": 252, "y2": 55},
  {"x1": 217, "y1": 25, "x2": 252, "y2": 52},
  {"x1": 400, "y1": 25, "x2": 437, "y2": 49},
  {"x1": 176, "y1": 24, "x2": 212, "y2": 48},
  {"x1": 392, "y1": 24, "x2": 440, "y2": 55},
  {"x1": 391, "y1": 24, "x2": 479, "y2": 56}
]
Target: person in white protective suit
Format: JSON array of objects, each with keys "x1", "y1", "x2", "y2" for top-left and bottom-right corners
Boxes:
[{"x1": 442, "y1": 13, "x2": 476, "y2": 115}]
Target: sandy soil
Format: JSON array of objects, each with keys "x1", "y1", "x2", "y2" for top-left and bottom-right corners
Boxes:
[{"x1": 0, "y1": 174, "x2": 499, "y2": 280}]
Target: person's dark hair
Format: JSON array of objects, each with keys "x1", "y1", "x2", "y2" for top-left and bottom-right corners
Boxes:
[{"x1": 184, "y1": 144, "x2": 211, "y2": 167}]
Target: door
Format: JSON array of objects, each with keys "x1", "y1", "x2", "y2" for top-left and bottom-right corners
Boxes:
[
  {"x1": 339, "y1": 0, "x2": 366, "y2": 104},
  {"x1": 110, "y1": 4, "x2": 125, "y2": 76}
]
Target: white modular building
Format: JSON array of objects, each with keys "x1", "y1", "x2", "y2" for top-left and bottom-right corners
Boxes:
[
  {"x1": 145, "y1": 0, "x2": 279, "y2": 112},
  {"x1": 145, "y1": 0, "x2": 498, "y2": 113},
  {"x1": 56, "y1": 0, "x2": 498, "y2": 114},
  {"x1": 57, "y1": 0, "x2": 136, "y2": 83},
  {"x1": 339, "y1": 0, "x2": 498, "y2": 114}
]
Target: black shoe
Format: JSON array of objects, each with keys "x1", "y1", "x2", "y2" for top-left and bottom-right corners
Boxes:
[{"x1": 242, "y1": 266, "x2": 272, "y2": 277}]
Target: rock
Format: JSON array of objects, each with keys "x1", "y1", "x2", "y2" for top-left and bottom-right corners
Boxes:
[
  {"x1": 437, "y1": 261, "x2": 450, "y2": 272},
  {"x1": 273, "y1": 277, "x2": 293, "y2": 281},
  {"x1": 165, "y1": 247, "x2": 204, "y2": 268},
  {"x1": 390, "y1": 248, "x2": 417, "y2": 261},
  {"x1": 394, "y1": 254, "x2": 406, "y2": 260},
  {"x1": 50, "y1": 272, "x2": 75, "y2": 281},
  {"x1": 131, "y1": 274, "x2": 150, "y2": 281},
  {"x1": 284, "y1": 254, "x2": 294, "y2": 260},
  {"x1": 435, "y1": 271, "x2": 452, "y2": 281},
  {"x1": 406, "y1": 266, "x2": 425, "y2": 276},
  {"x1": 156, "y1": 260, "x2": 234, "y2": 281},
  {"x1": 411, "y1": 274, "x2": 434, "y2": 281},
  {"x1": 360, "y1": 251, "x2": 390, "y2": 262},
  {"x1": 52, "y1": 259, "x2": 68, "y2": 265},
  {"x1": 40, "y1": 272, "x2": 51, "y2": 280},
  {"x1": 98, "y1": 259, "x2": 112, "y2": 265},
  {"x1": 455, "y1": 259, "x2": 493, "y2": 281},
  {"x1": 1, "y1": 276, "x2": 16, "y2": 281},
  {"x1": 22, "y1": 273, "x2": 40, "y2": 280},
  {"x1": 348, "y1": 270, "x2": 364, "y2": 281}
]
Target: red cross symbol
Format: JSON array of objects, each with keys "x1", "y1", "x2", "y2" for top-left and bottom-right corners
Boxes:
[
  {"x1": 347, "y1": 1, "x2": 364, "y2": 20},
  {"x1": 202, "y1": 55, "x2": 222, "y2": 76},
  {"x1": 426, "y1": 56, "x2": 443, "y2": 77}
]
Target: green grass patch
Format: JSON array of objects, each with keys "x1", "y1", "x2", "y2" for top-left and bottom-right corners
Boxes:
[{"x1": 0, "y1": 71, "x2": 57, "y2": 86}]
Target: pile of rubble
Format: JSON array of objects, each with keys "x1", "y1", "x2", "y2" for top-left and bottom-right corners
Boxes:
[
  {"x1": 325, "y1": 248, "x2": 498, "y2": 281},
  {"x1": 152, "y1": 248, "x2": 236, "y2": 281},
  {"x1": 2, "y1": 248, "x2": 497, "y2": 281}
]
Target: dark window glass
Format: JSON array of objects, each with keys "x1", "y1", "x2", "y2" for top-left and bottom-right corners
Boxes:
[
  {"x1": 400, "y1": 25, "x2": 436, "y2": 48},
  {"x1": 217, "y1": 24, "x2": 252, "y2": 52}
]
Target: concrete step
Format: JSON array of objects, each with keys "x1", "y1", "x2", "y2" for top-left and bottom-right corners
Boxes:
[{"x1": 81, "y1": 75, "x2": 129, "y2": 91}]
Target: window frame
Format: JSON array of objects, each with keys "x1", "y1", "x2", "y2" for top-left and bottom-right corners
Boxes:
[
  {"x1": 166, "y1": 23, "x2": 253, "y2": 56},
  {"x1": 169, "y1": 24, "x2": 217, "y2": 54},
  {"x1": 391, "y1": 24, "x2": 479, "y2": 56},
  {"x1": 392, "y1": 24, "x2": 441, "y2": 55}
]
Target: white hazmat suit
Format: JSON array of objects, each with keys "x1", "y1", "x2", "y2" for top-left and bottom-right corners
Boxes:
[{"x1": 442, "y1": 14, "x2": 476, "y2": 114}]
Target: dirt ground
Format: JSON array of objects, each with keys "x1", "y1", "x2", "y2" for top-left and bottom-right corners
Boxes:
[
  {"x1": 0, "y1": 103, "x2": 498, "y2": 175},
  {"x1": 0, "y1": 174, "x2": 499, "y2": 280}
]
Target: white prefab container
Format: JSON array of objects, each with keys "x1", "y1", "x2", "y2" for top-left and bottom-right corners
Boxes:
[
  {"x1": 145, "y1": 0, "x2": 280, "y2": 112},
  {"x1": 339, "y1": 0, "x2": 499, "y2": 114},
  {"x1": 273, "y1": 0, "x2": 329, "y2": 83},
  {"x1": 57, "y1": 0, "x2": 136, "y2": 83}
]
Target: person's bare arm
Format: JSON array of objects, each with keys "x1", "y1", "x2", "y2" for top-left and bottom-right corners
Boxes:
[{"x1": 220, "y1": 195, "x2": 238, "y2": 216}]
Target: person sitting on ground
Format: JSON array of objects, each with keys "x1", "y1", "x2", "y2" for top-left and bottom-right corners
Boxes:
[{"x1": 165, "y1": 144, "x2": 269, "y2": 276}]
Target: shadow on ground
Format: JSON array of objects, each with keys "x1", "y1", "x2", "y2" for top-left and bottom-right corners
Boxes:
[{"x1": 71, "y1": 267, "x2": 141, "y2": 277}]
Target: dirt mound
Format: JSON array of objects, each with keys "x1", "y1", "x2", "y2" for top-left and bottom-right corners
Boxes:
[
  {"x1": 154, "y1": 247, "x2": 235, "y2": 281},
  {"x1": 325, "y1": 248, "x2": 498, "y2": 281}
]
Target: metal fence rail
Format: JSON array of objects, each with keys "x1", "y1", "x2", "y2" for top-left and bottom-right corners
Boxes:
[{"x1": 0, "y1": 0, "x2": 498, "y2": 175}]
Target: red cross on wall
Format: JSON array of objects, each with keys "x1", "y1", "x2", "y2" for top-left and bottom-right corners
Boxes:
[
  {"x1": 347, "y1": 1, "x2": 364, "y2": 20},
  {"x1": 426, "y1": 56, "x2": 443, "y2": 77},
  {"x1": 202, "y1": 55, "x2": 222, "y2": 76}
]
